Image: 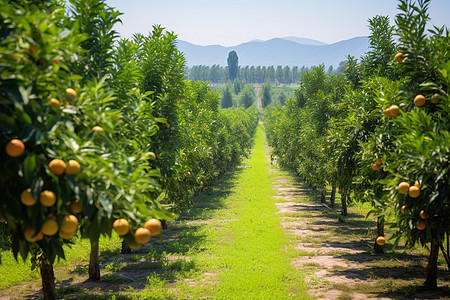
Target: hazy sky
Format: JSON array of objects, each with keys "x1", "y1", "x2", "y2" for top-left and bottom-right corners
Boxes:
[{"x1": 106, "y1": 0, "x2": 450, "y2": 46}]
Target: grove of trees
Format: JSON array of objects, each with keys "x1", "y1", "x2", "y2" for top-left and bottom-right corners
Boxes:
[
  {"x1": 186, "y1": 62, "x2": 347, "y2": 85},
  {"x1": 265, "y1": 0, "x2": 449, "y2": 288}
]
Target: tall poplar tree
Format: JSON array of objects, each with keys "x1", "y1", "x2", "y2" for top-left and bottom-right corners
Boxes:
[{"x1": 227, "y1": 51, "x2": 238, "y2": 83}]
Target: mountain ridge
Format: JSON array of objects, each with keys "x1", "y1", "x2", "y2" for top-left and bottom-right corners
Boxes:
[{"x1": 177, "y1": 36, "x2": 369, "y2": 68}]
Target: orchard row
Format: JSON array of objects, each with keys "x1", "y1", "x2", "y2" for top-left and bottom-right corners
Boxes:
[
  {"x1": 264, "y1": 0, "x2": 449, "y2": 288},
  {"x1": 0, "y1": 0, "x2": 257, "y2": 297}
]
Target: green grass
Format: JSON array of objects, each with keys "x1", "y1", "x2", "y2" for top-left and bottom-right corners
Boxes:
[{"x1": 137, "y1": 123, "x2": 308, "y2": 299}]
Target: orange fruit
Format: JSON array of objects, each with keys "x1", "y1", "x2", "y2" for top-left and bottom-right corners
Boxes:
[
  {"x1": 92, "y1": 126, "x2": 105, "y2": 134},
  {"x1": 430, "y1": 94, "x2": 440, "y2": 104},
  {"x1": 156, "y1": 154, "x2": 161, "y2": 159},
  {"x1": 321, "y1": 148, "x2": 325, "y2": 152},
  {"x1": 413, "y1": 181, "x2": 420, "y2": 188},
  {"x1": 0, "y1": 217, "x2": 6, "y2": 222},
  {"x1": 401, "y1": 205, "x2": 408, "y2": 215},
  {"x1": 6, "y1": 139, "x2": 25, "y2": 157},
  {"x1": 24, "y1": 227, "x2": 43, "y2": 242},
  {"x1": 113, "y1": 218, "x2": 130, "y2": 236},
  {"x1": 384, "y1": 108, "x2": 391, "y2": 118},
  {"x1": 59, "y1": 228, "x2": 77, "y2": 240},
  {"x1": 395, "y1": 52, "x2": 404, "y2": 63},
  {"x1": 186, "y1": 171, "x2": 191, "y2": 178},
  {"x1": 375, "y1": 158, "x2": 382, "y2": 165},
  {"x1": 134, "y1": 228, "x2": 151, "y2": 244},
  {"x1": 165, "y1": 123, "x2": 170, "y2": 129},
  {"x1": 419, "y1": 210, "x2": 428, "y2": 220},
  {"x1": 312, "y1": 165, "x2": 316, "y2": 168},
  {"x1": 389, "y1": 105, "x2": 399, "y2": 117},
  {"x1": 65, "y1": 88, "x2": 77, "y2": 100},
  {"x1": 41, "y1": 219, "x2": 58, "y2": 236},
  {"x1": 409, "y1": 186, "x2": 420, "y2": 198},
  {"x1": 416, "y1": 221, "x2": 426, "y2": 230},
  {"x1": 21, "y1": 188, "x2": 36, "y2": 206},
  {"x1": 200, "y1": 181, "x2": 204, "y2": 187},
  {"x1": 48, "y1": 98, "x2": 60, "y2": 109},
  {"x1": 40, "y1": 190, "x2": 56, "y2": 207},
  {"x1": 144, "y1": 219, "x2": 162, "y2": 236},
  {"x1": 414, "y1": 94, "x2": 426, "y2": 107},
  {"x1": 49, "y1": 159, "x2": 66, "y2": 176},
  {"x1": 371, "y1": 163, "x2": 380, "y2": 171},
  {"x1": 61, "y1": 215, "x2": 78, "y2": 233},
  {"x1": 65, "y1": 159, "x2": 81, "y2": 176},
  {"x1": 338, "y1": 188, "x2": 343, "y2": 194},
  {"x1": 335, "y1": 168, "x2": 339, "y2": 173},
  {"x1": 69, "y1": 200, "x2": 83, "y2": 213},
  {"x1": 398, "y1": 182, "x2": 410, "y2": 194},
  {"x1": 376, "y1": 236, "x2": 386, "y2": 246}
]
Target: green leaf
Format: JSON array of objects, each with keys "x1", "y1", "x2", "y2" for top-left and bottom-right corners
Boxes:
[{"x1": 99, "y1": 192, "x2": 113, "y2": 219}]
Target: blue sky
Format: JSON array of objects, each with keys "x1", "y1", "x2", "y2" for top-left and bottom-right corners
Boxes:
[{"x1": 106, "y1": 0, "x2": 450, "y2": 46}]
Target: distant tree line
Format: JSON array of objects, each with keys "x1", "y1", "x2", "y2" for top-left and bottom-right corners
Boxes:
[{"x1": 185, "y1": 62, "x2": 346, "y2": 85}]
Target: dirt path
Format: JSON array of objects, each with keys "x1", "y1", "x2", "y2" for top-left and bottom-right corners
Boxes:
[
  {"x1": 270, "y1": 163, "x2": 450, "y2": 299},
  {"x1": 255, "y1": 87, "x2": 262, "y2": 109}
]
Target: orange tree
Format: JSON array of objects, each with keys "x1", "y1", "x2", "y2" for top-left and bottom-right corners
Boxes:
[
  {"x1": 0, "y1": 1, "x2": 165, "y2": 298},
  {"x1": 380, "y1": 0, "x2": 450, "y2": 288}
]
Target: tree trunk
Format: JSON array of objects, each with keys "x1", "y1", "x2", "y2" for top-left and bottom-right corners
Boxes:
[
  {"x1": 341, "y1": 189, "x2": 347, "y2": 216},
  {"x1": 89, "y1": 239, "x2": 100, "y2": 281},
  {"x1": 330, "y1": 182, "x2": 336, "y2": 208},
  {"x1": 424, "y1": 241, "x2": 439, "y2": 289},
  {"x1": 40, "y1": 260, "x2": 56, "y2": 300},
  {"x1": 121, "y1": 240, "x2": 131, "y2": 254},
  {"x1": 320, "y1": 185, "x2": 326, "y2": 203},
  {"x1": 374, "y1": 217, "x2": 384, "y2": 254},
  {"x1": 438, "y1": 242, "x2": 450, "y2": 271}
]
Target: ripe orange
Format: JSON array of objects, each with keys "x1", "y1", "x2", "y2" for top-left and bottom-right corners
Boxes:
[
  {"x1": 414, "y1": 94, "x2": 426, "y2": 107},
  {"x1": 156, "y1": 154, "x2": 161, "y2": 159},
  {"x1": 186, "y1": 171, "x2": 191, "y2": 178},
  {"x1": 0, "y1": 217, "x2": 6, "y2": 222},
  {"x1": 165, "y1": 123, "x2": 171, "y2": 129},
  {"x1": 335, "y1": 168, "x2": 339, "y2": 173},
  {"x1": 400, "y1": 205, "x2": 408, "y2": 215},
  {"x1": 48, "y1": 98, "x2": 60, "y2": 109},
  {"x1": 49, "y1": 159, "x2": 66, "y2": 176},
  {"x1": 371, "y1": 163, "x2": 380, "y2": 171},
  {"x1": 61, "y1": 215, "x2": 78, "y2": 233},
  {"x1": 416, "y1": 221, "x2": 426, "y2": 230},
  {"x1": 24, "y1": 227, "x2": 44, "y2": 242},
  {"x1": 65, "y1": 160, "x2": 81, "y2": 176},
  {"x1": 59, "y1": 228, "x2": 77, "y2": 240},
  {"x1": 92, "y1": 126, "x2": 105, "y2": 134},
  {"x1": 376, "y1": 236, "x2": 386, "y2": 246},
  {"x1": 389, "y1": 105, "x2": 399, "y2": 117},
  {"x1": 69, "y1": 200, "x2": 83, "y2": 213},
  {"x1": 321, "y1": 148, "x2": 325, "y2": 152},
  {"x1": 384, "y1": 108, "x2": 391, "y2": 118},
  {"x1": 419, "y1": 210, "x2": 428, "y2": 219},
  {"x1": 41, "y1": 219, "x2": 58, "y2": 236},
  {"x1": 40, "y1": 190, "x2": 56, "y2": 207},
  {"x1": 65, "y1": 88, "x2": 77, "y2": 100},
  {"x1": 134, "y1": 228, "x2": 151, "y2": 244},
  {"x1": 144, "y1": 219, "x2": 162, "y2": 236},
  {"x1": 6, "y1": 139, "x2": 25, "y2": 157},
  {"x1": 409, "y1": 186, "x2": 420, "y2": 198},
  {"x1": 21, "y1": 188, "x2": 36, "y2": 206},
  {"x1": 313, "y1": 165, "x2": 316, "y2": 168},
  {"x1": 395, "y1": 52, "x2": 404, "y2": 63},
  {"x1": 113, "y1": 218, "x2": 130, "y2": 236},
  {"x1": 338, "y1": 188, "x2": 343, "y2": 194},
  {"x1": 430, "y1": 94, "x2": 440, "y2": 104},
  {"x1": 398, "y1": 182, "x2": 410, "y2": 194},
  {"x1": 375, "y1": 158, "x2": 382, "y2": 165},
  {"x1": 413, "y1": 181, "x2": 420, "y2": 188}
]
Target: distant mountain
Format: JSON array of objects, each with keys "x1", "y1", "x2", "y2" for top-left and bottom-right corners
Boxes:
[
  {"x1": 281, "y1": 36, "x2": 327, "y2": 46},
  {"x1": 176, "y1": 36, "x2": 369, "y2": 68}
]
